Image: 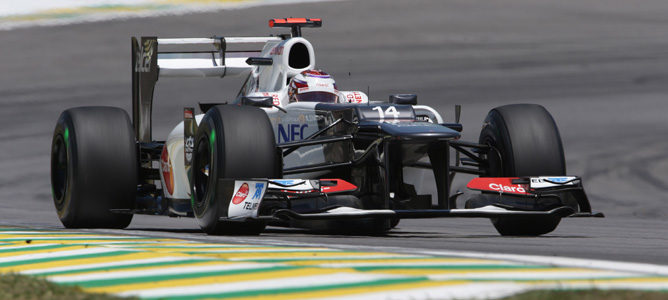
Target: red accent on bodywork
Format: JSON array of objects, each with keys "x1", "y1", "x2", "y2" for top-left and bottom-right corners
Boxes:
[
  {"x1": 160, "y1": 146, "x2": 174, "y2": 196},
  {"x1": 466, "y1": 177, "x2": 530, "y2": 195},
  {"x1": 320, "y1": 179, "x2": 357, "y2": 193},
  {"x1": 269, "y1": 18, "x2": 321, "y2": 27},
  {"x1": 232, "y1": 183, "x2": 249, "y2": 205},
  {"x1": 184, "y1": 108, "x2": 194, "y2": 119}
]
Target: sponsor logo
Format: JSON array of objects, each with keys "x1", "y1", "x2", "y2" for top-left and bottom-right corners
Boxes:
[
  {"x1": 184, "y1": 136, "x2": 194, "y2": 162},
  {"x1": 546, "y1": 177, "x2": 569, "y2": 182},
  {"x1": 243, "y1": 201, "x2": 259, "y2": 210},
  {"x1": 416, "y1": 115, "x2": 433, "y2": 122},
  {"x1": 160, "y1": 147, "x2": 174, "y2": 195},
  {"x1": 134, "y1": 39, "x2": 154, "y2": 73},
  {"x1": 346, "y1": 91, "x2": 364, "y2": 103},
  {"x1": 251, "y1": 183, "x2": 264, "y2": 200},
  {"x1": 262, "y1": 92, "x2": 281, "y2": 106},
  {"x1": 531, "y1": 177, "x2": 570, "y2": 183},
  {"x1": 270, "y1": 46, "x2": 284, "y2": 55},
  {"x1": 488, "y1": 183, "x2": 526, "y2": 193},
  {"x1": 232, "y1": 183, "x2": 249, "y2": 205},
  {"x1": 278, "y1": 123, "x2": 308, "y2": 143},
  {"x1": 184, "y1": 109, "x2": 194, "y2": 119},
  {"x1": 272, "y1": 179, "x2": 299, "y2": 185}
]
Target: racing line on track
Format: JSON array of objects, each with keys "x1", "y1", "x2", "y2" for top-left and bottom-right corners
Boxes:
[{"x1": 0, "y1": 227, "x2": 666, "y2": 299}]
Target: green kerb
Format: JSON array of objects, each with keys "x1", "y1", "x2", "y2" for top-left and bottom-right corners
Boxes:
[
  {"x1": 0, "y1": 251, "x2": 131, "y2": 268},
  {"x1": 69, "y1": 266, "x2": 299, "y2": 288},
  {"x1": 147, "y1": 277, "x2": 430, "y2": 300}
]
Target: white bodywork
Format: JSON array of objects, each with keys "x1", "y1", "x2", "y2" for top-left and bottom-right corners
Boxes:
[
  {"x1": 160, "y1": 114, "x2": 203, "y2": 200},
  {"x1": 156, "y1": 33, "x2": 444, "y2": 201}
]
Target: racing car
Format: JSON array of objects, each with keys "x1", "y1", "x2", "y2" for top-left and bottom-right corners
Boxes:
[{"x1": 50, "y1": 18, "x2": 603, "y2": 236}]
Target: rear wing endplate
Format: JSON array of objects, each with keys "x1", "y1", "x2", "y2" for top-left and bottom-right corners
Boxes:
[{"x1": 131, "y1": 36, "x2": 281, "y2": 142}]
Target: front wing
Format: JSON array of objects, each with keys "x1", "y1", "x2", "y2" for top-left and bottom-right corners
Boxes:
[{"x1": 217, "y1": 177, "x2": 603, "y2": 222}]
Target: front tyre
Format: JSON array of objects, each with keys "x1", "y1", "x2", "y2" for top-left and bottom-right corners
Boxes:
[
  {"x1": 51, "y1": 107, "x2": 136, "y2": 228},
  {"x1": 476, "y1": 104, "x2": 565, "y2": 236},
  {"x1": 191, "y1": 105, "x2": 279, "y2": 235}
]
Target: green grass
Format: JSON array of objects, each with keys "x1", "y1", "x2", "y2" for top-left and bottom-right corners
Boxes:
[
  {"x1": 503, "y1": 289, "x2": 668, "y2": 300},
  {"x1": 0, "y1": 274, "x2": 134, "y2": 300}
]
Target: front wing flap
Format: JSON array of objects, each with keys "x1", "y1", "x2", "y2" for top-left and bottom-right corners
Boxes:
[
  {"x1": 262, "y1": 205, "x2": 577, "y2": 221},
  {"x1": 466, "y1": 176, "x2": 603, "y2": 216}
]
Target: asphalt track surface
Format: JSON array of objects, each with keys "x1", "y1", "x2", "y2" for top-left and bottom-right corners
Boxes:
[{"x1": 1, "y1": 0, "x2": 668, "y2": 265}]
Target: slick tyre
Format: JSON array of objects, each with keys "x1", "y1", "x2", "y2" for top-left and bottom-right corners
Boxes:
[
  {"x1": 51, "y1": 107, "x2": 136, "y2": 229},
  {"x1": 191, "y1": 105, "x2": 279, "y2": 235},
  {"x1": 477, "y1": 104, "x2": 565, "y2": 236}
]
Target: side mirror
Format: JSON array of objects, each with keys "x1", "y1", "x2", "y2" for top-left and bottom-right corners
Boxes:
[
  {"x1": 245, "y1": 57, "x2": 273, "y2": 66},
  {"x1": 198, "y1": 102, "x2": 226, "y2": 113},
  {"x1": 389, "y1": 94, "x2": 417, "y2": 105},
  {"x1": 241, "y1": 96, "x2": 274, "y2": 108}
]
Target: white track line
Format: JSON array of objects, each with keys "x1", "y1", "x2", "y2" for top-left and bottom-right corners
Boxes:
[
  {"x1": 316, "y1": 282, "x2": 532, "y2": 300},
  {"x1": 317, "y1": 261, "x2": 516, "y2": 268},
  {"x1": 426, "y1": 270, "x2": 641, "y2": 281},
  {"x1": 417, "y1": 249, "x2": 668, "y2": 277}
]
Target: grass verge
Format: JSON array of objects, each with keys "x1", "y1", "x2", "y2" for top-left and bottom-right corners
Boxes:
[{"x1": 0, "y1": 274, "x2": 135, "y2": 300}]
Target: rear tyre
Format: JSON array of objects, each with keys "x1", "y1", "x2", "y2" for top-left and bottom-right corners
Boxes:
[
  {"x1": 51, "y1": 107, "x2": 136, "y2": 229},
  {"x1": 191, "y1": 105, "x2": 279, "y2": 235},
  {"x1": 476, "y1": 104, "x2": 565, "y2": 236}
]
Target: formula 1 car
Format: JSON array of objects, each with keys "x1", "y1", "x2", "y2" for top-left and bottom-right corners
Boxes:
[{"x1": 50, "y1": 18, "x2": 603, "y2": 236}]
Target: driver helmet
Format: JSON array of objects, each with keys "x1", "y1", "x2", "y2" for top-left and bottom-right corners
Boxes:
[{"x1": 288, "y1": 70, "x2": 339, "y2": 103}]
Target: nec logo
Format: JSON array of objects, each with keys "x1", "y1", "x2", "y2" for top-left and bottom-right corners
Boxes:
[
  {"x1": 278, "y1": 124, "x2": 308, "y2": 143},
  {"x1": 488, "y1": 183, "x2": 526, "y2": 193}
]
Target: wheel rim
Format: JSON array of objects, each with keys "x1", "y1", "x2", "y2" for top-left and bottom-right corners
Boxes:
[
  {"x1": 193, "y1": 135, "x2": 212, "y2": 206},
  {"x1": 51, "y1": 135, "x2": 68, "y2": 208}
]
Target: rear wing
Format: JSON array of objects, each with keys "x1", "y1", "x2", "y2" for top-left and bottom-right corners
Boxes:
[{"x1": 131, "y1": 36, "x2": 281, "y2": 142}]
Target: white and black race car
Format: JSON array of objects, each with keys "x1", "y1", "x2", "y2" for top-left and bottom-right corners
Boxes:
[{"x1": 50, "y1": 18, "x2": 603, "y2": 236}]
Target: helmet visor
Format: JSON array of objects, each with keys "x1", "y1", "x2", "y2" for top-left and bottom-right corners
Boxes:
[{"x1": 295, "y1": 92, "x2": 338, "y2": 103}]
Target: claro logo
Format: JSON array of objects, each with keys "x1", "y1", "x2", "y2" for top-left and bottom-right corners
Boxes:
[{"x1": 488, "y1": 183, "x2": 526, "y2": 193}]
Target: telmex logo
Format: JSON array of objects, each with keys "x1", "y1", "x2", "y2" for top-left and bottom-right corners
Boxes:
[{"x1": 488, "y1": 183, "x2": 526, "y2": 193}]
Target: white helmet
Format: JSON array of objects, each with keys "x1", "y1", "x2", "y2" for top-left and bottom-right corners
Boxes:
[{"x1": 288, "y1": 70, "x2": 339, "y2": 103}]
